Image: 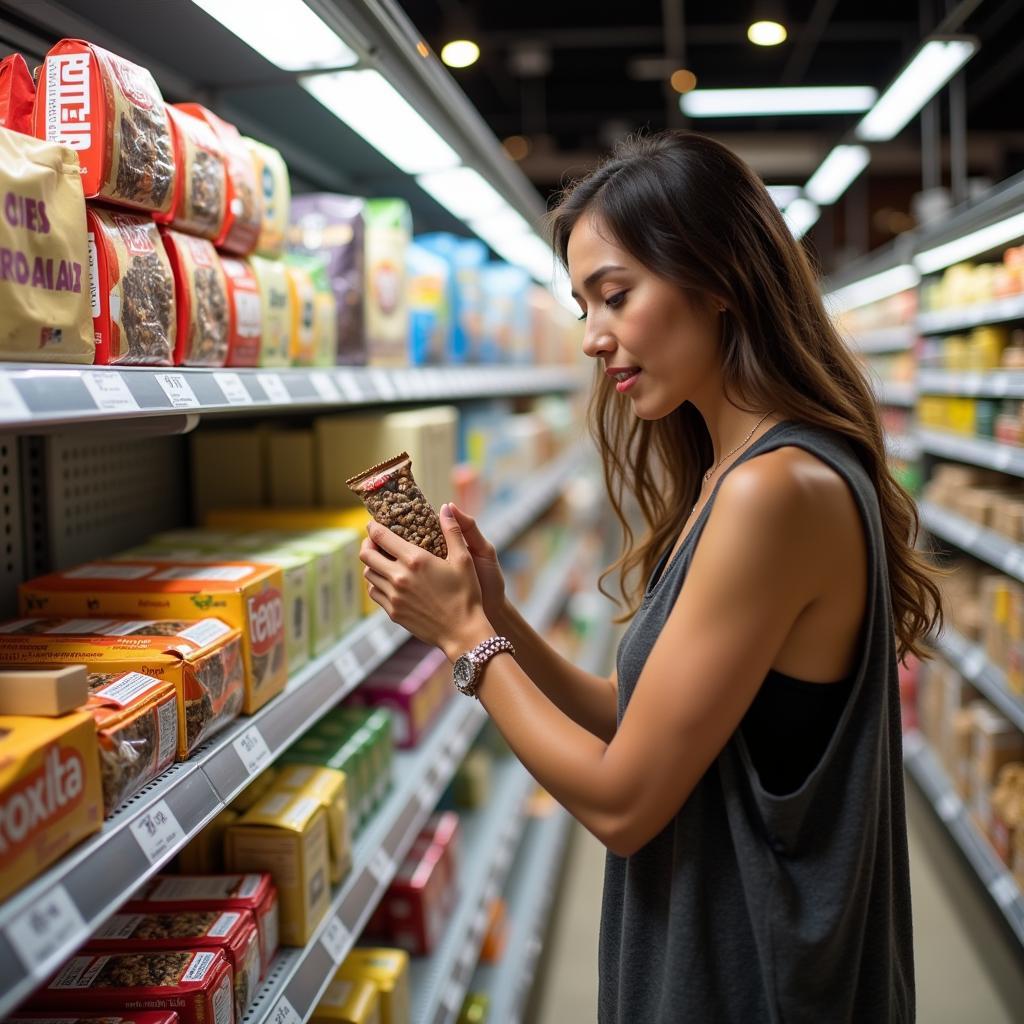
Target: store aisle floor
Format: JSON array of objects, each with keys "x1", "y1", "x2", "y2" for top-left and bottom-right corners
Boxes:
[{"x1": 528, "y1": 781, "x2": 1024, "y2": 1023}]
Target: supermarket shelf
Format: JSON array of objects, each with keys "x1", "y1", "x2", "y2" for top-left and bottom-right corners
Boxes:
[
  {"x1": 929, "y1": 626, "x2": 1024, "y2": 736},
  {"x1": 918, "y1": 369, "x2": 1024, "y2": 398},
  {"x1": 0, "y1": 442, "x2": 586, "y2": 1018},
  {"x1": 851, "y1": 325, "x2": 917, "y2": 354},
  {"x1": 917, "y1": 294, "x2": 1024, "y2": 336},
  {"x1": 885, "y1": 432, "x2": 922, "y2": 461},
  {"x1": 903, "y1": 730, "x2": 1024, "y2": 948},
  {"x1": 409, "y1": 760, "x2": 535, "y2": 1024},
  {"x1": 0, "y1": 364, "x2": 584, "y2": 429},
  {"x1": 875, "y1": 381, "x2": 917, "y2": 407},
  {"x1": 919, "y1": 500, "x2": 1024, "y2": 585},
  {"x1": 471, "y1": 808, "x2": 573, "y2": 1024},
  {"x1": 917, "y1": 429, "x2": 1024, "y2": 478}
]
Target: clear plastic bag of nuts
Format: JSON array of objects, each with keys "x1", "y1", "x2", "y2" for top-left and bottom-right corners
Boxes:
[{"x1": 346, "y1": 451, "x2": 448, "y2": 559}]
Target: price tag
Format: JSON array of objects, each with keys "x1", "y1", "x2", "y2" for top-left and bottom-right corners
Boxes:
[
  {"x1": 0, "y1": 375, "x2": 29, "y2": 420},
  {"x1": 82, "y1": 371, "x2": 139, "y2": 412},
  {"x1": 269, "y1": 996, "x2": 302, "y2": 1024},
  {"x1": 417, "y1": 777, "x2": 435, "y2": 809},
  {"x1": 335, "y1": 373, "x2": 362, "y2": 402},
  {"x1": 310, "y1": 372, "x2": 340, "y2": 402},
  {"x1": 155, "y1": 373, "x2": 200, "y2": 408},
  {"x1": 233, "y1": 726, "x2": 272, "y2": 774},
  {"x1": 320, "y1": 916, "x2": 351, "y2": 963},
  {"x1": 368, "y1": 848, "x2": 393, "y2": 885},
  {"x1": 994, "y1": 445, "x2": 1015, "y2": 471},
  {"x1": 989, "y1": 874, "x2": 1018, "y2": 909},
  {"x1": 5, "y1": 884, "x2": 85, "y2": 973},
  {"x1": 213, "y1": 372, "x2": 254, "y2": 405},
  {"x1": 130, "y1": 799, "x2": 183, "y2": 863},
  {"x1": 258, "y1": 374, "x2": 292, "y2": 405},
  {"x1": 335, "y1": 649, "x2": 361, "y2": 682},
  {"x1": 937, "y1": 792, "x2": 961, "y2": 822},
  {"x1": 369, "y1": 370, "x2": 396, "y2": 400}
]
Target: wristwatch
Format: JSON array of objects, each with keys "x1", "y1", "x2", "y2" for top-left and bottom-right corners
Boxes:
[{"x1": 452, "y1": 636, "x2": 516, "y2": 698}]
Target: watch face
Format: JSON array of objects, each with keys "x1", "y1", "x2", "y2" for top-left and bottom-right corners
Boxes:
[{"x1": 453, "y1": 654, "x2": 476, "y2": 693}]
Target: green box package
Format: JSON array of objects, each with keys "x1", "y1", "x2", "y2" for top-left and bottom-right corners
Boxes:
[{"x1": 277, "y1": 529, "x2": 362, "y2": 639}]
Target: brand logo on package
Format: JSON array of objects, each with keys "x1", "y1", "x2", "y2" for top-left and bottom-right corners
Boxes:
[
  {"x1": 111, "y1": 214, "x2": 155, "y2": 256},
  {"x1": 108, "y1": 54, "x2": 155, "y2": 110},
  {"x1": 186, "y1": 235, "x2": 213, "y2": 267},
  {"x1": 248, "y1": 588, "x2": 284, "y2": 655},
  {"x1": 46, "y1": 52, "x2": 92, "y2": 150},
  {"x1": 0, "y1": 745, "x2": 85, "y2": 863}
]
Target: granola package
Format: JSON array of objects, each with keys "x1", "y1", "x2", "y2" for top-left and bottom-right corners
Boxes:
[
  {"x1": 220, "y1": 256, "x2": 261, "y2": 366},
  {"x1": 34, "y1": 40, "x2": 174, "y2": 214},
  {"x1": 157, "y1": 106, "x2": 227, "y2": 241},
  {"x1": 0, "y1": 53, "x2": 35, "y2": 133},
  {"x1": 86, "y1": 207, "x2": 175, "y2": 364},
  {"x1": 285, "y1": 262, "x2": 318, "y2": 366},
  {"x1": 245, "y1": 138, "x2": 290, "y2": 258},
  {"x1": 249, "y1": 254, "x2": 291, "y2": 366},
  {"x1": 161, "y1": 228, "x2": 229, "y2": 366}
]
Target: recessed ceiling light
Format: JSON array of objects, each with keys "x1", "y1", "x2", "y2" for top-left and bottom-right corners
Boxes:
[
  {"x1": 670, "y1": 69, "x2": 698, "y2": 94},
  {"x1": 441, "y1": 39, "x2": 480, "y2": 68},
  {"x1": 804, "y1": 145, "x2": 870, "y2": 205},
  {"x1": 502, "y1": 135, "x2": 532, "y2": 161},
  {"x1": 748, "y1": 20, "x2": 788, "y2": 46}
]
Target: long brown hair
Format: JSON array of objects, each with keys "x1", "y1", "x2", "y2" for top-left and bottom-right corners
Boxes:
[{"x1": 549, "y1": 131, "x2": 941, "y2": 662}]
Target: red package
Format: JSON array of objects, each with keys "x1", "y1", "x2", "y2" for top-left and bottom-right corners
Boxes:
[
  {"x1": 34, "y1": 40, "x2": 174, "y2": 214},
  {"x1": 161, "y1": 228, "x2": 229, "y2": 366},
  {"x1": 30, "y1": 950, "x2": 234, "y2": 1024},
  {"x1": 9, "y1": 1014, "x2": 179, "y2": 1024},
  {"x1": 220, "y1": 256, "x2": 262, "y2": 366},
  {"x1": 0, "y1": 53, "x2": 35, "y2": 133},
  {"x1": 156, "y1": 106, "x2": 227, "y2": 241},
  {"x1": 126, "y1": 873, "x2": 279, "y2": 975},
  {"x1": 175, "y1": 104, "x2": 261, "y2": 256},
  {"x1": 86, "y1": 207, "x2": 175, "y2": 365},
  {"x1": 409, "y1": 811, "x2": 460, "y2": 915},
  {"x1": 379, "y1": 843, "x2": 448, "y2": 956}
]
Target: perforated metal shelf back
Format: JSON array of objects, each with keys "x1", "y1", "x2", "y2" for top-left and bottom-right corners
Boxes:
[{"x1": 0, "y1": 438, "x2": 23, "y2": 617}]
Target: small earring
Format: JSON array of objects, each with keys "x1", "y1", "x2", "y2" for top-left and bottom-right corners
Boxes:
[{"x1": 717, "y1": 305, "x2": 726, "y2": 313}]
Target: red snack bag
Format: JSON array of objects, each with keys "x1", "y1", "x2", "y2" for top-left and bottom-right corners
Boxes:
[
  {"x1": 157, "y1": 106, "x2": 227, "y2": 241},
  {"x1": 0, "y1": 53, "x2": 35, "y2": 133},
  {"x1": 161, "y1": 228, "x2": 230, "y2": 366},
  {"x1": 9, "y1": 1013, "x2": 179, "y2": 1024},
  {"x1": 34, "y1": 40, "x2": 174, "y2": 214},
  {"x1": 86, "y1": 206, "x2": 176, "y2": 365},
  {"x1": 220, "y1": 256, "x2": 262, "y2": 366},
  {"x1": 176, "y1": 104, "x2": 261, "y2": 256}
]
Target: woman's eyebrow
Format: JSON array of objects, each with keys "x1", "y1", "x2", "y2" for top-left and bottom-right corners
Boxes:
[{"x1": 570, "y1": 263, "x2": 627, "y2": 300}]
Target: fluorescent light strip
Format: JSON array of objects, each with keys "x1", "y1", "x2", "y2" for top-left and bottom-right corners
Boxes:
[
  {"x1": 416, "y1": 167, "x2": 508, "y2": 221},
  {"x1": 783, "y1": 198, "x2": 820, "y2": 239},
  {"x1": 804, "y1": 145, "x2": 870, "y2": 205},
  {"x1": 681, "y1": 86, "x2": 876, "y2": 118},
  {"x1": 826, "y1": 264, "x2": 920, "y2": 313},
  {"x1": 302, "y1": 69, "x2": 459, "y2": 174},
  {"x1": 767, "y1": 185, "x2": 801, "y2": 208},
  {"x1": 915, "y1": 211, "x2": 1024, "y2": 275},
  {"x1": 190, "y1": 0, "x2": 357, "y2": 71},
  {"x1": 856, "y1": 38, "x2": 976, "y2": 142}
]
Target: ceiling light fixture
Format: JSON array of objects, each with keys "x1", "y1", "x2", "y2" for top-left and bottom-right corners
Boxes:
[
  {"x1": 440, "y1": 39, "x2": 480, "y2": 68},
  {"x1": 681, "y1": 86, "x2": 877, "y2": 118},
  {"x1": 416, "y1": 166, "x2": 508, "y2": 220},
  {"x1": 766, "y1": 184, "x2": 801, "y2": 208},
  {"x1": 826, "y1": 264, "x2": 920, "y2": 313},
  {"x1": 748, "y1": 20, "x2": 788, "y2": 46},
  {"x1": 915, "y1": 211, "x2": 1024, "y2": 275},
  {"x1": 190, "y1": 0, "x2": 357, "y2": 71},
  {"x1": 804, "y1": 145, "x2": 870, "y2": 205},
  {"x1": 856, "y1": 37, "x2": 977, "y2": 141},
  {"x1": 783, "y1": 198, "x2": 820, "y2": 239}
]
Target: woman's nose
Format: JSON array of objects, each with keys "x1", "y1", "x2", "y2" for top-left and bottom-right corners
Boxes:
[{"x1": 582, "y1": 322, "x2": 616, "y2": 360}]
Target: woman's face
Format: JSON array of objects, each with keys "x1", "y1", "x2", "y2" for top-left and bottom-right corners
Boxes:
[{"x1": 567, "y1": 213, "x2": 722, "y2": 420}]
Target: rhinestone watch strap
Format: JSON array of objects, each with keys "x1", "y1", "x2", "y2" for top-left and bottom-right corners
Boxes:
[{"x1": 467, "y1": 635, "x2": 515, "y2": 697}]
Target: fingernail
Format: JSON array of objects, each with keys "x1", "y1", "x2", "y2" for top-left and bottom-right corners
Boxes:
[{"x1": 441, "y1": 503, "x2": 452, "y2": 517}]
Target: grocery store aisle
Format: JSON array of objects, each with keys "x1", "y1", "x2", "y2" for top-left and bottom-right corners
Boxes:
[{"x1": 527, "y1": 783, "x2": 1024, "y2": 1023}]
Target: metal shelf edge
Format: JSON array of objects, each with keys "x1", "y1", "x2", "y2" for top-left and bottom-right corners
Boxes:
[{"x1": 916, "y1": 430, "x2": 1024, "y2": 478}]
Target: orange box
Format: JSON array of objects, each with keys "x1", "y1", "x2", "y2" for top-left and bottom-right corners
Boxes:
[
  {"x1": 20, "y1": 561, "x2": 287, "y2": 713},
  {"x1": 0, "y1": 712, "x2": 103, "y2": 902},
  {"x1": 0, "y1": 617, "x2": 245, "y2": 758}
]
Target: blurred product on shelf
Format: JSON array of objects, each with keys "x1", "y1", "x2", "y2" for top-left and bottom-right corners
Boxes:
[
  {"x1": 267, "y1": 426, "x2": 316, "y2": 506},
  {"x1": 157, "y1": 106, "x2": 227, "y2": 241},
  {"x1": 249, "y1": 254, "x2": 293, "y2": 366},
  {"x1": 449, "y1": 746, "x2": 492, "y2": 809},
  {"x1": 0, "y1": 129, "x2": 94, "y2": 362},
  {"x1": 86, "y1": 207, "x2": 176, "y2": 365},
  {"x1": 8, "y1": 1014, "x2": 179, "y2": 1024},
  {"x1": 160, "y1": 229, "x2": 230, "y2": 367},
  {"x1": 272, "y1": 764, "x2": 353, "y2": 883},
  {"x1": 415, "y1": 233, "x2": 487, "y2": 364},
  {"x1": 921, "y1": 251, "x2": 1024, "y2": 312},
  {"x1": 481, "y1": 262, "x2": 530, "y2": 363},
  {"x1": 0, "y1": 664, "x2": 89, "y2": 715},
  {"x1": 245, "y1": 137, "x2": 290, "y2": 259},
  {"x1": 334, "y1": 947, "x2": 410, "y2": 1024},
  {"x1": 312, "y1": 975, "x2": 381, "y2": 1024},
  {"x1": 865, "y1": 350, "x2": 916, "y2": 386},
  {"x1": 127, "y1": 873, "x2": 280, "y2": 975},
  {"x1": 0, "y1": 711, "x2": 103, "y2": 902},
  {"x1": 916, "y1": 393, "x2": 1023, "y2": 443},
  {"x1": 991, "y1": 764, "x2": 1024, "y2": 880},
  {"x1": 837, "y1": 288, "x2": 917, "y2": 337},
  {"x1": 284, "y1": 260, "x2": 321, "y2": 366},
  {"x1": 406, "y1": 241, "x2": 450, "y2": 366},
  {"x1": 285, "y1": 253, "x2": 338, "y2": 366},
  {"x1": 231, "y1": 766, "x2": 280, "y2": 813},
  {"x1": 364, "y1": 198, "x2": 411, "y2": 366},
  {"x1": 919, "y1": 325, "x2": 1014, "y2": 372},
  {"x1": 457, "y1": 992, "x2": 489, "y2": 1024},
  {"x1": 19, "y1": 561, "x2": 288, "y2": 714},
  {"x1": 86, "y1": 907, "x2": 262, "y2": 1019},
  {"x1": 0, "y1": 617, "x2": 245, "y2": 757},
  {"x1": 0, "y1": 53, "x2": 35, "y2": 133},
  {"x1": 29, "y1": 949, "x2": 234, "y2": 1024},
  {"x1": 219, "y1": 256, "x2": 263, "y2": 366},
  {"x1": 411, "y1": 811, "x2": 461, "y2": 915},
  {"x1": 34, "y1": 40, "x2": 174, "y2": 214},
  {"x1": 178, "y1": 807, "x2": 239, "y2": 873},
  {"x1": 924, "y1": 463, "x2": 1024, "y2": 544},
  {"x1": 479, "y1": 897, "x2": 508, "y2": 963}
]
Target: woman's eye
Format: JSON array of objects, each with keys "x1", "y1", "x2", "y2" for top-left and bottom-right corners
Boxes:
[{"x1": 606, "y1": 291, "x2": 627, "y2": 309}]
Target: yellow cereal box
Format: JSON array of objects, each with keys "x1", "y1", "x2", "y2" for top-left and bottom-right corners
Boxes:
[
  {"x1": 312, "y1": 976, "x2": 381, "y2": 1024},
  {"x1": 272, "y1": 765, "x2": 351, "y2": 883},
  {"x1": 337, "y1": 948, "x2": 410, "y2": 1024}
]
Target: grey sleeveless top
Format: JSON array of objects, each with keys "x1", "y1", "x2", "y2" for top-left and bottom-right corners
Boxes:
[{"x1": 599, "y1": 420, "x2": 914, "y2": 1023}]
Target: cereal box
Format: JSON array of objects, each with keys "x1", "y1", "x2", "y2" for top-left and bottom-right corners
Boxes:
[
  {"x1": 161, "y1": 229, "x2": 230, "y2": 367},
  {"x1": 271, "y1": 765, "x2": 351, "y2": 884},
  {"x1": 20, "y1": 561, "x2": 287, "y2": 714},
  {"x1": 311, "y1": 977, "x2": 380, "y2": 1024},
  {"x1": 336, "y1": 948, "x2": 410, "y2": 1024}
]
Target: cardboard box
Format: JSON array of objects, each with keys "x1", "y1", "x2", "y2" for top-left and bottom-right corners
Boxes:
[
  {"x1": 0, "y1": 617, "x2": 245, "y2": 758},
  {"x1": 314, "y1": 709, "x2": 392, "y2": 811},
  {"x1": 271, "y1": 765, "x2": 352, "y2": 884},
  {"x1": 269, "y1": 429, "x2": 317, "y2": 507},
  {"x1": 379, "y1": 843, "x2": 447, "y2": 956},
  {"x1": 31, "y1": 950, "x2": 234, "y2": 1024},
  {"x1": 281, "y1": 732, "x2": 371, "y2": 832},
  {"x1": 226, "y1": 790, "x2": 331, "y2": 946},
  {"x1": 20, "y1": 561, "x2": 288, "y2": 714},
  {"x1": 191, "y1": 428, "x2": 268, "y2": 521},
  {"x1": 127, "y1": 873, "x2": 279, "y2": 976},
  {"x1": 970, "y1": 706, "x2": 1024, "y2": 834},
  {"x1": 88, "y1": 908, "x2": 261, "y2": 1018},
  {"x1": 312, "y1": 976, "x2": 381, "y2": 1024},
  {"x1": 0, "y1": 711, "x2": 103, "y2": 902},
  {"x1": 336, "y1": 948, "x2": 410, "y2": 1024},
  {"x1": 0, "y1": 665, "x2": 88, "y2": 715}
]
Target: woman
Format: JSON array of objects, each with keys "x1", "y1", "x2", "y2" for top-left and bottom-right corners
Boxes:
[{"x1": 359, "y1": 131, "x2": 940, "y2": 1022}]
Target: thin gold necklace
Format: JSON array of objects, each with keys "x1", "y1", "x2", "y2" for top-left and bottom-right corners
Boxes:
[{"x1": 691, "y1": 411, "x2": 774, "y2": 515}]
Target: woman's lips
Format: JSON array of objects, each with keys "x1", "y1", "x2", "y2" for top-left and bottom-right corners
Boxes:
[{"x1": 611, "y1": 368, "x2": 641, "y2": 393}]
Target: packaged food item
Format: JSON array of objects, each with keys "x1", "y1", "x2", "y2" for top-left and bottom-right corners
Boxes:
[
  {"x1": 86, "y1": 207, "x2": 176, "y2": 364},
  {"x1": 31, "y1": 949, "x2": 234, "y2": 1024},
  {"x1": 0, "y1": 618, "x2": 245, "y2": 758},
  {"x1": 0, "y1": 128, "x2": 93, "y2": 362},
  {"x1": 161, "y1": 229, "x2": 229, "y2": 366},
  {"x1": 9, "y1": 1014, "x2": 178, "y2": 1024},
  {"x1": 457, "y1": 993, "x2": 489, "y2": 1024},
  {"x1": 410, "y1": 811, "x2": 460, "y2": 916},
  {"x1": 178, "y1": 807, "x2": 239, "y2": 874},
  {"x1": 346, "y1": 452, "x2": 447, "y2": 559},
  {"x1": 312, "y1": 976, "x2": 380, "y2": 1024},
  {"x1": 405, "y1": 241, "x2": 449, "y2": 366},
  {"x1": 289, "y1": 195, "x2": 366, "y2": 364},
  {"x1": 127, "y1": 873, "x2": 279, "y2": 976},
  {"x1": 157, "y1": 106, "x2": 226, "y2": 240},
  {"x1": 0, "y1": 53, "x2": 35, "y2": 133},
  {"x1": 414, "y1": 234, "x2": 486, "y2": 364},
  {"x1": 272, "y1": 765, "x2": 352, "y2": 883},
  {"x1": 452, "y1": 747, "x2": 491, "y2": 809},
  {"x1": 285, "y1": 261, "x2": 318, "y2": 365},
  {"x1": 0, "y1": 711, "x2": 103, "y2": 902},
  {"x1": 19, "y1": 561, "x2": 287, "y2": 714},
  {"x1": 226, "y1": 789, "x2": 331, "y2": 945},
  {"x1": 219, "y1": 257, "x2": 262, "y2": 366},
  {"x1": 481, "y1": 262, "x2": 530, "y2": 363},
  {"x1": 313, "y1": 279, "x2": 339, "y2": 366},
  {"x1": 363, "y1": 199, "x2": 410, "y2": 365},
  {"x1": 35, "y1": 40, "x2": 174, "y2": 214},
  {"x1": 249, "y1": 254, "x2": 291, "y2": 366},
  {"x1": 88, "y1": 909, "x2": 261, "y2": 1019},
  {"x1": 231, "y1": 767, "x2": 280, "y2": 813},
  {"x1": 285, "y1": 253, "x2": 336, "y2": 365},
  {"x1": 336, "y1": 949, "x2": 410, "y2": 1024},
  {"x1": 376, "y1": 842, "x2": 447, "y2": 955},
  {"x1": 245, "y1": 138, "x2": 290, "y2": 258},
  {"x1": 0, "y1": 664, "x2": 89, "y2": 715},
  {"x1": 176, "y1": 105, "x2": 261, "y2": 256},
  {"x1": 314, "y1": 708, "x2": 392, "y2": 815},
  {"x1": 479, "y1": 898, "x2": 507, "y2": 963}
]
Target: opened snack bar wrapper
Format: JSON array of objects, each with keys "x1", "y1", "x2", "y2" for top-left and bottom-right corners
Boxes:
[{"x1": 346, "y1": 452, "x2": 447, "y2": 560}]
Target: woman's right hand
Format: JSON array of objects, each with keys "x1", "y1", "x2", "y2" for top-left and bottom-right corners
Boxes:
[{"x1": 447, "y1": 503, "x2": 507, "y2": 623}]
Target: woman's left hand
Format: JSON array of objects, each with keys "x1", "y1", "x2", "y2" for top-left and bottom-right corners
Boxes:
[{"x1": 359, "y1": 503, "x2": 493, "y2": 660}]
